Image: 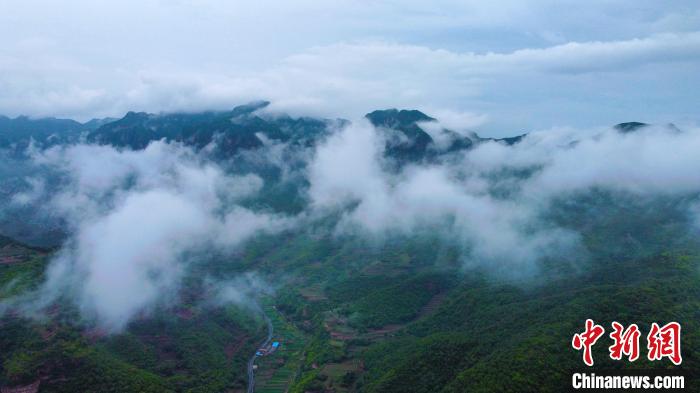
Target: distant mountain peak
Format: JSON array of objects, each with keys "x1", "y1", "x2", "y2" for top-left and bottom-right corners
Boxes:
[
  {"x1": 614, "y1": 122, "x2": 648, "y2": 133},
  {"x1": 230, "y1": 100, "x2": 270, "y2": 117},
  {"x1": 123, "y1": 111, "x2": 151, "y2": 121},
  {"x1": 365, "y1": 109, "x2": 435, "y2": 129},
  {"x1": 364, "y1": 108, "x2": 480, "y2": 162},
  {"x1": 495, "y1": 133, "x2": 527, "y2": 145}
]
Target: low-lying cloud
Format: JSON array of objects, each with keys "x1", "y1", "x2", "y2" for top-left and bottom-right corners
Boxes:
[
  {"x1": 6, "y1": 141, "x2": 291, "y2": 332},
  {"x1": 307, "y1": 120, "x2": 700, "y2": 272},
  {"x1": 307, "y1": 121, "x2": 580, "y2": 271}
]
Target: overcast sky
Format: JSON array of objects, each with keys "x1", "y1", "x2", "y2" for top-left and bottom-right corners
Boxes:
[{"x1": 1, "y1": 0, "x2": 699, "y2": 135}]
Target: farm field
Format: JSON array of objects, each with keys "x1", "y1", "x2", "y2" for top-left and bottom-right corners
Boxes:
[{"x1": 254, "y1": 303, "x2": 310, "y2": 393}]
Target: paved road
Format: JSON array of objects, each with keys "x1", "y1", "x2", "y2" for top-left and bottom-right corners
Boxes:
[{"x1": 247, "y1": 314, "x2": 273, "y2": 393}]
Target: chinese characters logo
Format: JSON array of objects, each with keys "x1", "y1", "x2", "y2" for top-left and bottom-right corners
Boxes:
[{"x1": 572, "y1": 319, "x2": 681, "y2": 366}]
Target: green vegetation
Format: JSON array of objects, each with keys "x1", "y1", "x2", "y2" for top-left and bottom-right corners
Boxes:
[
  {"x1": 345, "y1": 273, "x2": 451, "y2": 328},
  {"x1": 2, "y1": 194, "x2": 700, "y2": 392},
  {"x1": 0, "y1": 239, "x2": 47, "y2": 299},
  {"x1": 255, "y1": 303, "x2": 309, "y2": 393},
  {"x1": 252, "y1": 198, "x2": 700, "y2": 392},
  {"x1": 0, "y1": 238, "x2": 264, "y2": 392}
]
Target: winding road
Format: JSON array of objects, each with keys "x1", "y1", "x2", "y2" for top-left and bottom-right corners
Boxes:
[{"x1": 247, "y1": 314, "x2": 273, "y2": 393}]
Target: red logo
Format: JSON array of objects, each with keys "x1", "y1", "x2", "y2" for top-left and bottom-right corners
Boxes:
[
  {"x1": 572, "y1": 320, "x2": 682, "y2": 366},
  {"x1": 572, "y1": 319, "x2": 605, "y2": 366},
  {"x1": 609, "y1": 322, "x2": 640, "y2": 362},
  {"x1": 647, "y1": 322, "x2": 682, "y2": 365}
]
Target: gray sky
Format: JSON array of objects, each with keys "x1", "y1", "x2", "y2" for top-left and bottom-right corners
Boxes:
[{"x1": 1, "y1": 0, "x2": 699, "y2": 136}]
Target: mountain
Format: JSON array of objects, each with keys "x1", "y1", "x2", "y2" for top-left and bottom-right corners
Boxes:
[
  {"x1": 494, "y1": 133, "x2": 527, "y2": 145},
  {"x1": 0, "y1": 115, "x2": 87, "y2": 150},
  {"x1": 7, "y1": 106, "x2": 662, "y2": 165},
  {"x1": 0, "y1": 102, "x2": 339, "y2": 158},
  {"x1": 366, "y1": 109, "x2": 475, "y2": 162},
  {"x1": 365, "y1": 108, "x2": 532, "y2": 164},
  {"x1": 0, "y1": 236, "x2": 259, "y2": 393},
  {"x1": 0, "y1": 105, "x2": 697, "y2": 392},
  {"x1": 0, "y1": 115, "x2": 123, "y2": 152},
  {"x1": 2, "y1": 191, "x2": 699, "y2": 392},
  {"x1": 86, "y1": 101, "x2": 336, "y2": 156},
  {"x1": 615, "y1": 121, "x2": 683, "y2": 135},
  {"x1": 614, "y1": 121, "x2": 649, "y2": 133},
  {"x1": 82, "y1": 117, "x2": 118, "y2": 131}
]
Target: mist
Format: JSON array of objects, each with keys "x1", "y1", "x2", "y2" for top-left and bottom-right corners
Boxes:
[
  {"x1": 2, "y1": 141, "x2": 292, "y2": 332},
  {"x1": 2, "y1": 114, "x2": 700, "y2": 331},
  {"x1": 306, "y1": 120, "x2": 700, "y2": 282}
]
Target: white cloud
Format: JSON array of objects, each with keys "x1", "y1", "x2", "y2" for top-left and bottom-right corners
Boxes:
[
  {"x1": 10, "y1": 177, "x2": 45, "y2": 206},
  {"x1": 307, "y1": 121, "x2": 580, "y2": 272},
  {"x1": 464, "y1": 124, "x2": 700, "y2": 197},
  {"x1": 67, "y1": 190, "x2": 212, "y2": 330},
  {"x1": 2, "y1": 0, "x2": 700, "y2": 328},
  {"x1": 306, "y1": 121, "x2": 700, "y2": 273},
  {"x1": 0, "y1": 1, "x2": 698, "y2": 131},
  {"x1": 17, "y1": 141, "x2": 292, "y2": 331},
  {"x1": 486, "y1": 32, "x2": 700, "y2": 74},
  {"x1": 207, "y1": 272, "x2": 275, "y2": 310},
  {"x1": 308, "y1": 121, "x2": 389, "y2": 216},
  {"x1": 421, "y1": 109, "x2": 489, "y2": 133},
  {"x1": 5, "y1": 116, "x2": 700, "y2": 328}
]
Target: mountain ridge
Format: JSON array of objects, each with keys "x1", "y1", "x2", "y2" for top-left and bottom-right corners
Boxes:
[{"x1": 0, "y1": 102, "x2": 671, "y2": 161}]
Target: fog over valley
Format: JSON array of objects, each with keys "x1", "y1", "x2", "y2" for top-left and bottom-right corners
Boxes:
[{"x1": 2, "y1": 106, "x2": 699, "y2": 333}]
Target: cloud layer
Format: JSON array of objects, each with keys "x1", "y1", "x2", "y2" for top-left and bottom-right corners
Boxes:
[
  {"x1": 307, "y1": 121, "x2": 700, "y2": 271},
  {"x1": 1, "y1": 1, "x2": 698, "y2": 134},
  {"x1": 14, "y1": 142, "x2": 289, "y2": 331}
]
